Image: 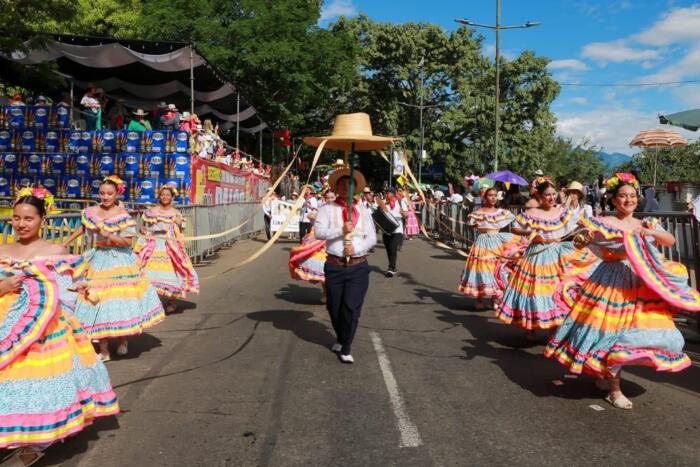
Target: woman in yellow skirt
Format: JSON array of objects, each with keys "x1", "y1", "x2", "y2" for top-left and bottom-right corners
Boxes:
[{"x1": 0, "y1": 187, "x2": 118, "y2": 465}]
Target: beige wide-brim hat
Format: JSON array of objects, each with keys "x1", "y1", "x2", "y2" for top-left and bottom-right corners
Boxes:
[
  {"x1": 329, "y1": 167, "x2": 366, "y2": 193},
  {"x1": 304, "y1": 112, "x2": 398, "y2": 151},
  {"x1": 332, "y1": 158, "x2": 346, "y2": 168},
  {"x1": 566, "y1": 181, "x2": 584, "y2": 196},
  {"x1": 133, "y1": 109, "x2": 148, "y2": 116}
]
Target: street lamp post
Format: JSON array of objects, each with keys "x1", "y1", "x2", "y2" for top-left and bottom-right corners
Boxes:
[{"x1": 456, "y1": 0, "x2": 540, "y2": 172}]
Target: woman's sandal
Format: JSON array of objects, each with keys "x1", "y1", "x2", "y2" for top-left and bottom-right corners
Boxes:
[
  {"x1": 2, "y1": 448, "x2": 45, "y2": 467},
  {"x1": 165, "y1": 302, "x2": 177, "y2": 314},
  {"x1": 605, "y1": 391, "x2": 633, "y2": 410}
]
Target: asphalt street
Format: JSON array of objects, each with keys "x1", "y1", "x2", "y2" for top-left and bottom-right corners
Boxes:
[{"x1": 38, "y1": 235, "x2": 700, "y2": 467}]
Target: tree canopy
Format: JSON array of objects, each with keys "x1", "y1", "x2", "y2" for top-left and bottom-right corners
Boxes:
[{"x1": 6, "y1": 0, "x2": 641, "y2": 186}]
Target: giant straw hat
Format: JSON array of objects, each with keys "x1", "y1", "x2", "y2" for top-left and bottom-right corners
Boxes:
[
  {"x1": 329, "y1": 167, "x2": 366, "y2": 193},
  {"x1": 304, "y1": 112, "x2": 398, "y2": 151}
]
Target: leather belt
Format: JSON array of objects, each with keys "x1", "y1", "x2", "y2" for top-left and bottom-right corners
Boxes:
[{"x1": 326, "y1": 254, "x2": 367, "y2": 266}]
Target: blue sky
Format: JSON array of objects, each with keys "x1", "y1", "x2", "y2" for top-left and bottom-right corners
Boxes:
[{"x1": 320, "y1": 0, "x2": 700, "y2": 154}]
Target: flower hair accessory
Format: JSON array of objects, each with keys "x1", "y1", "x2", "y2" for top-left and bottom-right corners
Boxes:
[
  {"x1": 605, "y1": 172, "x2": 639, "y2": 191},
  {"x1": 160, "y1": 184, "x2": 179, "y2": 197},
  {"x1": 530, "y1": 175, "x2": 552, "y2": 191},
  {"x1": 103, "y1": 175, "x2": 126, "y2": 195},
  {"x1": 15, "y1": 185, "x2": 56, "y2": 212}
]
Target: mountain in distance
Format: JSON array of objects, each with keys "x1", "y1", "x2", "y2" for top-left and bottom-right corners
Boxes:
[{"x1": 596, "y1": 151, "x2": 632, "y2": 173}]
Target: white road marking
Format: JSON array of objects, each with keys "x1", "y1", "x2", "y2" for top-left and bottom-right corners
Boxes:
[{"x1": 369, "y1": 331, "x2": 423, "y2": 448}]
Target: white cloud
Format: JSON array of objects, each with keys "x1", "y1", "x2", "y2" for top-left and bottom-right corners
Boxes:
[
  {"x1": 556, "y1": 106, "x2": 696, "y2": 154},
  {"x1": 320, "y1": 0, "x2": 357, "y2": 22},
  {"x1": 548, "y1": 59, "x2": 589, "y2": 71},
  {"x1": 581, "y1": 39, "x2": 660, "y2": 63},
  {"x1": 633, "y1": 6, "x2": 700, "y2": 46},
  {"x1": 569, "y1": 97, "x2": 589, "y2": 106},
  {"x1": 642, "y1": 45, "x2": 700, "y2": 82}
]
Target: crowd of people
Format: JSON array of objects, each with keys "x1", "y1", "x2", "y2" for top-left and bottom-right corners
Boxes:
[
  {"x1": 0, "y1": 177, "x2": 199, "y2": 465},
  {"x1": 457, "y1": 172, "x2": 699, "y2": 410},
  {"x1": 286, "y1": 162, "x2": 699, "y2": 411}
]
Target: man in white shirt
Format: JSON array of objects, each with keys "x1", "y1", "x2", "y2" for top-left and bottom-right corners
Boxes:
[
  {"x1": 315, "y1": 168, "x2": 376, "y2": 364},
  {"x1": 298, "y1": 186, "x2": 318, "y2": 241},
  {"x1": 377, "y1": 187, "x2": 407, "y2": 277}
]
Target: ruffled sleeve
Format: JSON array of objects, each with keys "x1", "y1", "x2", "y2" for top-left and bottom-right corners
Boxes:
[
  {"x1": 0, "y1": 258, "x2": 61, "y2": 371},
  {"x1": 624, "y1": 230, "x2": 700, "y2": 311}
]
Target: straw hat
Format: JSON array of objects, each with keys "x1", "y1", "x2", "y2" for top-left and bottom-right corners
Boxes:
[
  {"x1": 565, "y1": 181, "x2": 584, "y2": 196},
  {"x1": 329, "y1": 167, "x2": 366, "y2": 193},
  {"x1": 167, "y1": 104, "x2": 178, "y2": 111},
  {"x1": 182, "y1": 111, "x2": 191, "y2": 120},
  {"x1": 304, "y1": 112, "x2": 398, "y2": 151},
  {"x1": 133, "y1": 109, "x2": 149, "y2": 116},
  {"x1": 362, "y1": 186, "x2": 372, "y2": 193},
  {"x1": 332, "y1": 158, "x2": 346, "y2": 168}
]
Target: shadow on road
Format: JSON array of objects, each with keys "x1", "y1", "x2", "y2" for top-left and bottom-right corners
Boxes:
[
  {"x1": 274, "y1": 284, "x2": 323, "y2": 306},
  {"x1": 112, "y1": 333, "x2": 162, "y2": 361},
  {"x1": 434, "y1": 308, "x2": 647, "y2": 400},
  {"x1": 39, "y1": 415, "x2": 121, "y2": 466},
  {"x1": 247, "y1": 309, "x2": 335, "y2": 350}
]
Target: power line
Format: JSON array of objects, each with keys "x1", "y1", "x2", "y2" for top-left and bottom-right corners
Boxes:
[{"x1": 559, "y1": 79, "x2": 700, "y2": 87}]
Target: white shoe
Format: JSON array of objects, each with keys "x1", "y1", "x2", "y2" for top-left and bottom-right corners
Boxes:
[
  {"x1": 116, "y1": 342, "x2": 128, "y2": 356},
  {"x1": 340, "y1": 354, "x2": 354, "y2": 364},
  {"x1": 605, "y1": 391, "x2": 633, "y2": 410},
  {"x1": 331, "y1": 343, "x2": 342, "y2": 353}
]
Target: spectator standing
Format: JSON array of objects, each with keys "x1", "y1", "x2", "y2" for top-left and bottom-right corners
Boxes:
[
  {"x1": 127, "y1": 109, "x2": 152, "y2": 131},
  {"x1": 80, "y1": 85, "x2": 101, "y2": 130}
]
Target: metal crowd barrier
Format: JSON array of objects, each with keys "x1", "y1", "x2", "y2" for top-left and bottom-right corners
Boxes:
[
  {"x1": 0, "y1": 202, "x2": 264, "y2": 264},
  {"x1": 422, "y1": 201, "x2": 700, "y2": 289}
]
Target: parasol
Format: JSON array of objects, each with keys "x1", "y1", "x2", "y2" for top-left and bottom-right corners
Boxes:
[
  {"x1": 484, "y1": 170, "x2": 528, "y2": 186},
  {"x1": 629, "y1": 128, "x2": 688, "y2": 186}
]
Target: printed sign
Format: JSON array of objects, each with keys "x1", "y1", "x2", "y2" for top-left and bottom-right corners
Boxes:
[{"x1": 270, "y1": 199, "x2": 299, "y2": 233}]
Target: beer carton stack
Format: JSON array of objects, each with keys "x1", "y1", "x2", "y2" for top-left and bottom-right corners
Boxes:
[{"x1": 0, "y1": 105, "x2": 192, "y2": 207}]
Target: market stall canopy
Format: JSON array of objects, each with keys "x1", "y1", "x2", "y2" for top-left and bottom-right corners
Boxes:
[
  {"x1": 659, "y1": 109, "x2": 700, "y2": 132},
  {"x1": 0, "y1": 35, "x2": 267, "y2": 133}
]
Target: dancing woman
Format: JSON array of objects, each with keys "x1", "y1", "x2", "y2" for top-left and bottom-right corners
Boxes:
[
  {"x1": 0, "y1": 188, "x2": 118, "y2": 465},
  {"x1": 288, "y1": 205, "x2": 327, "y2": 302},
  {"x1": 134, "y1": 185, "x2": 199, "y2": 313},
  {"x1": 64, "y1": 176, "x2": 164, "y2": 361},
  {"x1": 458, "y1": 188, "x2": 520, "y2": 310},
  {"x1": 403, "y1": 191, "x2": 420, "y2": 239},
  {"x1": 495, "y1": 178, "x2": 597, "y2": 336},
  {"x1": 545, "y1": 173, "x2": 700, "y2": 409}
]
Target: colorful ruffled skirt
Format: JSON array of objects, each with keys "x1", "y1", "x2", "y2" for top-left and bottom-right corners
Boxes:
[
  {"x1": 404, "y1": 210, "x2": 420, "y2": 236},
  {"x1": 73, "y1": 246, "x2": 165, "y2": 339},
  {"x1": 1, "y1": 301, "x2": 119, "y2": 448},
  {"x1": 545, "y1": 259, "x2": 690, "y2": 377},
  {"x1": 458, "y1": 232, "x2": 519, "y2": 299},
  {"x1": 495, "y1": 241, "x2": 597, "y2": 330},
  {"x1": 289, "y1": 230, "x2": 326, "y2": 283},
  {"x1": 134, "y1": 237, "x2": 200, "y2": 298}
]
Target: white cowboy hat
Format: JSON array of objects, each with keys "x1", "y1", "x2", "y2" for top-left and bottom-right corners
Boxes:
[
  {"x1": 133, "y1": 109, "x2": 149, "y2": 116},
  {"x1": 167, "y1": 104, "x2": 178, "y2": 111}
]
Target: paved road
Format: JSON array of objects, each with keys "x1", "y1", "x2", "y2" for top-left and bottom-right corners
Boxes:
[{"x1": 40, "y1": 236, "x2": 700, "y2": 466}]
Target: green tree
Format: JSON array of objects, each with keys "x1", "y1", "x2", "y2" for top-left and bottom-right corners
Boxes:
[{"x1": 615, "y1": 142, "x2": 700, "y2": 185}]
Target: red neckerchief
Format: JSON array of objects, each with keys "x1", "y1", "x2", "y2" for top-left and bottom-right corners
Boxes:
[
  {"x1": 335, "y1": 198, "x2": 359, "y2": 227},
  {"x1": 388, "y1": 196, "x2": 397, "y2": 210}
]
